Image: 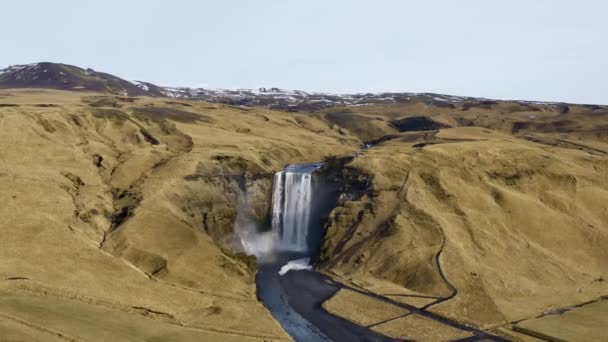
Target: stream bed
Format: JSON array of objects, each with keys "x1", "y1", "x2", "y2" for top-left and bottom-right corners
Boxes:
[{"x1": 257, "y1": 253, "x2": 395, "y2": 342}]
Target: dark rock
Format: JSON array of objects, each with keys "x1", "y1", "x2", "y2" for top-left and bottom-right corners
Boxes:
[
  {"x1": 462, "y1": 100, "x2": 497, "y2": 111},
  {"x1": 511, "y1": 121, "x2": 530, "y2": 133},
  {"x1": 557, "y1": 104, "x2": 570, "y2": 114},
  {"x1": 140, "y1": 128, "x2": 160, "y2": 145},
  {"x1": 390, "y1": 116, "x2": 451, "y2": 132}
]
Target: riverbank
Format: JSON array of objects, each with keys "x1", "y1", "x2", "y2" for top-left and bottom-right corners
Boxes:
[
  {"x1": 256, "y1": 254, "x2": 394, "y2": 342},
  {"x1": 280, "y1": 267, "x2": 395, "y2": 342}
]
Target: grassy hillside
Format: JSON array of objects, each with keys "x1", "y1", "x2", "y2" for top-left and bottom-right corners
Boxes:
[
  {"x1": 0, "y1": 89, "x2": 357, "y2": 341},
  {"x1": 0, "y1": 88, "x2": 606, "y2": 340},
  {"x1": 316, "y1": 101, "x2": 608, "y2": 339},
  {"x1": 320, "y1": 127, "x2": 607, "y2": 330}
]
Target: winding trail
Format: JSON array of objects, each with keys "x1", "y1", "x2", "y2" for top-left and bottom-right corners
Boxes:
[
  {"x1": 396, "y1": 171, "x2": 458, "y2": 310},
  {"x1": 320, "y1": 271, "x2": 509, "y2": 341}
]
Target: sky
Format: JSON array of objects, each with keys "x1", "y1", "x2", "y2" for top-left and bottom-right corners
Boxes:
[{"x1": 2, "y1": 0, "x2": 607, "y2": 104}]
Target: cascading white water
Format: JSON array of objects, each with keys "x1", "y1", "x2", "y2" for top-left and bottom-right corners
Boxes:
[
  {"x1": 271, "y1": 163, "x2": 322, "y2": 253},
  {"x1": 236, "y1": 163, "x2": 322, "y2": 258}
]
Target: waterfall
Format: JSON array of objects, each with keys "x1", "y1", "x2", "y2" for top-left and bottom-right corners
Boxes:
[
  {"x1": 236, "y1": 162, "x2": 323, "y2": 258},
  {"x1": 271, "y1": 163, "x2": 322, "y2": 253}
]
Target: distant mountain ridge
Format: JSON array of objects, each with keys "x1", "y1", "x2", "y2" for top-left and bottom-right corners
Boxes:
[
  {"x1": 0, "y1": 62, "x2": 163, "y2": 97},
  {"x1": 1, "y1": 62, "x2": 604, "y2": 111}
]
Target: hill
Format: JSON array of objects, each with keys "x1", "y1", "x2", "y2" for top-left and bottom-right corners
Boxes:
[
  {"x1": 0, "y1": 67, "x2": 607, "y2": 340},
  {"x1": 3, "y1": 62, "x2": 606, "y2": 112},
  {"x1": 0, "y1": 62, "x2": 165, "y2": 96}
]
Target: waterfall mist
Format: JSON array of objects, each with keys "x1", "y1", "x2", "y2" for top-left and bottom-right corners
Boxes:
[{"x1": 233, "y1": 179, "x2": 275, "y2": 258}]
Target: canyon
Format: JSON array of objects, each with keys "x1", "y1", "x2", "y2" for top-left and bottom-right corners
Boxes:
[{"x1": 0, "y1": 64, "x2": 607, "y2": 341}]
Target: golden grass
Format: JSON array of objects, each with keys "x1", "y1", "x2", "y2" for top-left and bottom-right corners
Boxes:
[
  {"x1": 321, "y1": 127, "x2": 608, "y2": 332},
  {"x1": 322, "y1": 289, "x2": 406, "y2": 326},
  {"x1": 0, "y1": 89, "x2": 360, "y2": 340},
  {"x1": 1, "y1": 89, "x2": 607, "y2": 340}
]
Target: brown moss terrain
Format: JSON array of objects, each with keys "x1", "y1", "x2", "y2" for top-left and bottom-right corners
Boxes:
[
  {"x1": 319, "y1": 124, "x2": 608, "y2": 339},
  {"x1": 1, "y1": 87, "x2": 607, "y2": 341},
  {"x1": 0, "y1": 89, "x2": 357, "y2": 341}
]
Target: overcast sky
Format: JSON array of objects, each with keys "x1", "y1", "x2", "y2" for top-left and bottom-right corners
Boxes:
[{"x1": 2, "y1": 0, "x2": 607, "y2": 104}]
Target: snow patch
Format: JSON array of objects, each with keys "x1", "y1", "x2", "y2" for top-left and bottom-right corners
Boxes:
[
  {"x1": 0, "y1": 63, "x2": 39, "y2": 76},
  {"x1": 130, "y1": 80, "x2": 150, "y2": 92}
]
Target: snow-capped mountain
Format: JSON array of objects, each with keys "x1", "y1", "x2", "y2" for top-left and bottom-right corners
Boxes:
[
  {"x1": 0, "y1": 62, "x2": 166, "y2": 97},
  {"x1": 0, "y1": 62, "x2": 598, "y2": 111}
]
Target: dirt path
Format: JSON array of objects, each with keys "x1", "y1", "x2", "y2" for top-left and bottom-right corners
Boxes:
[{"x1": 321, "y1": 273, "x2": 509, "y2": 341}]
